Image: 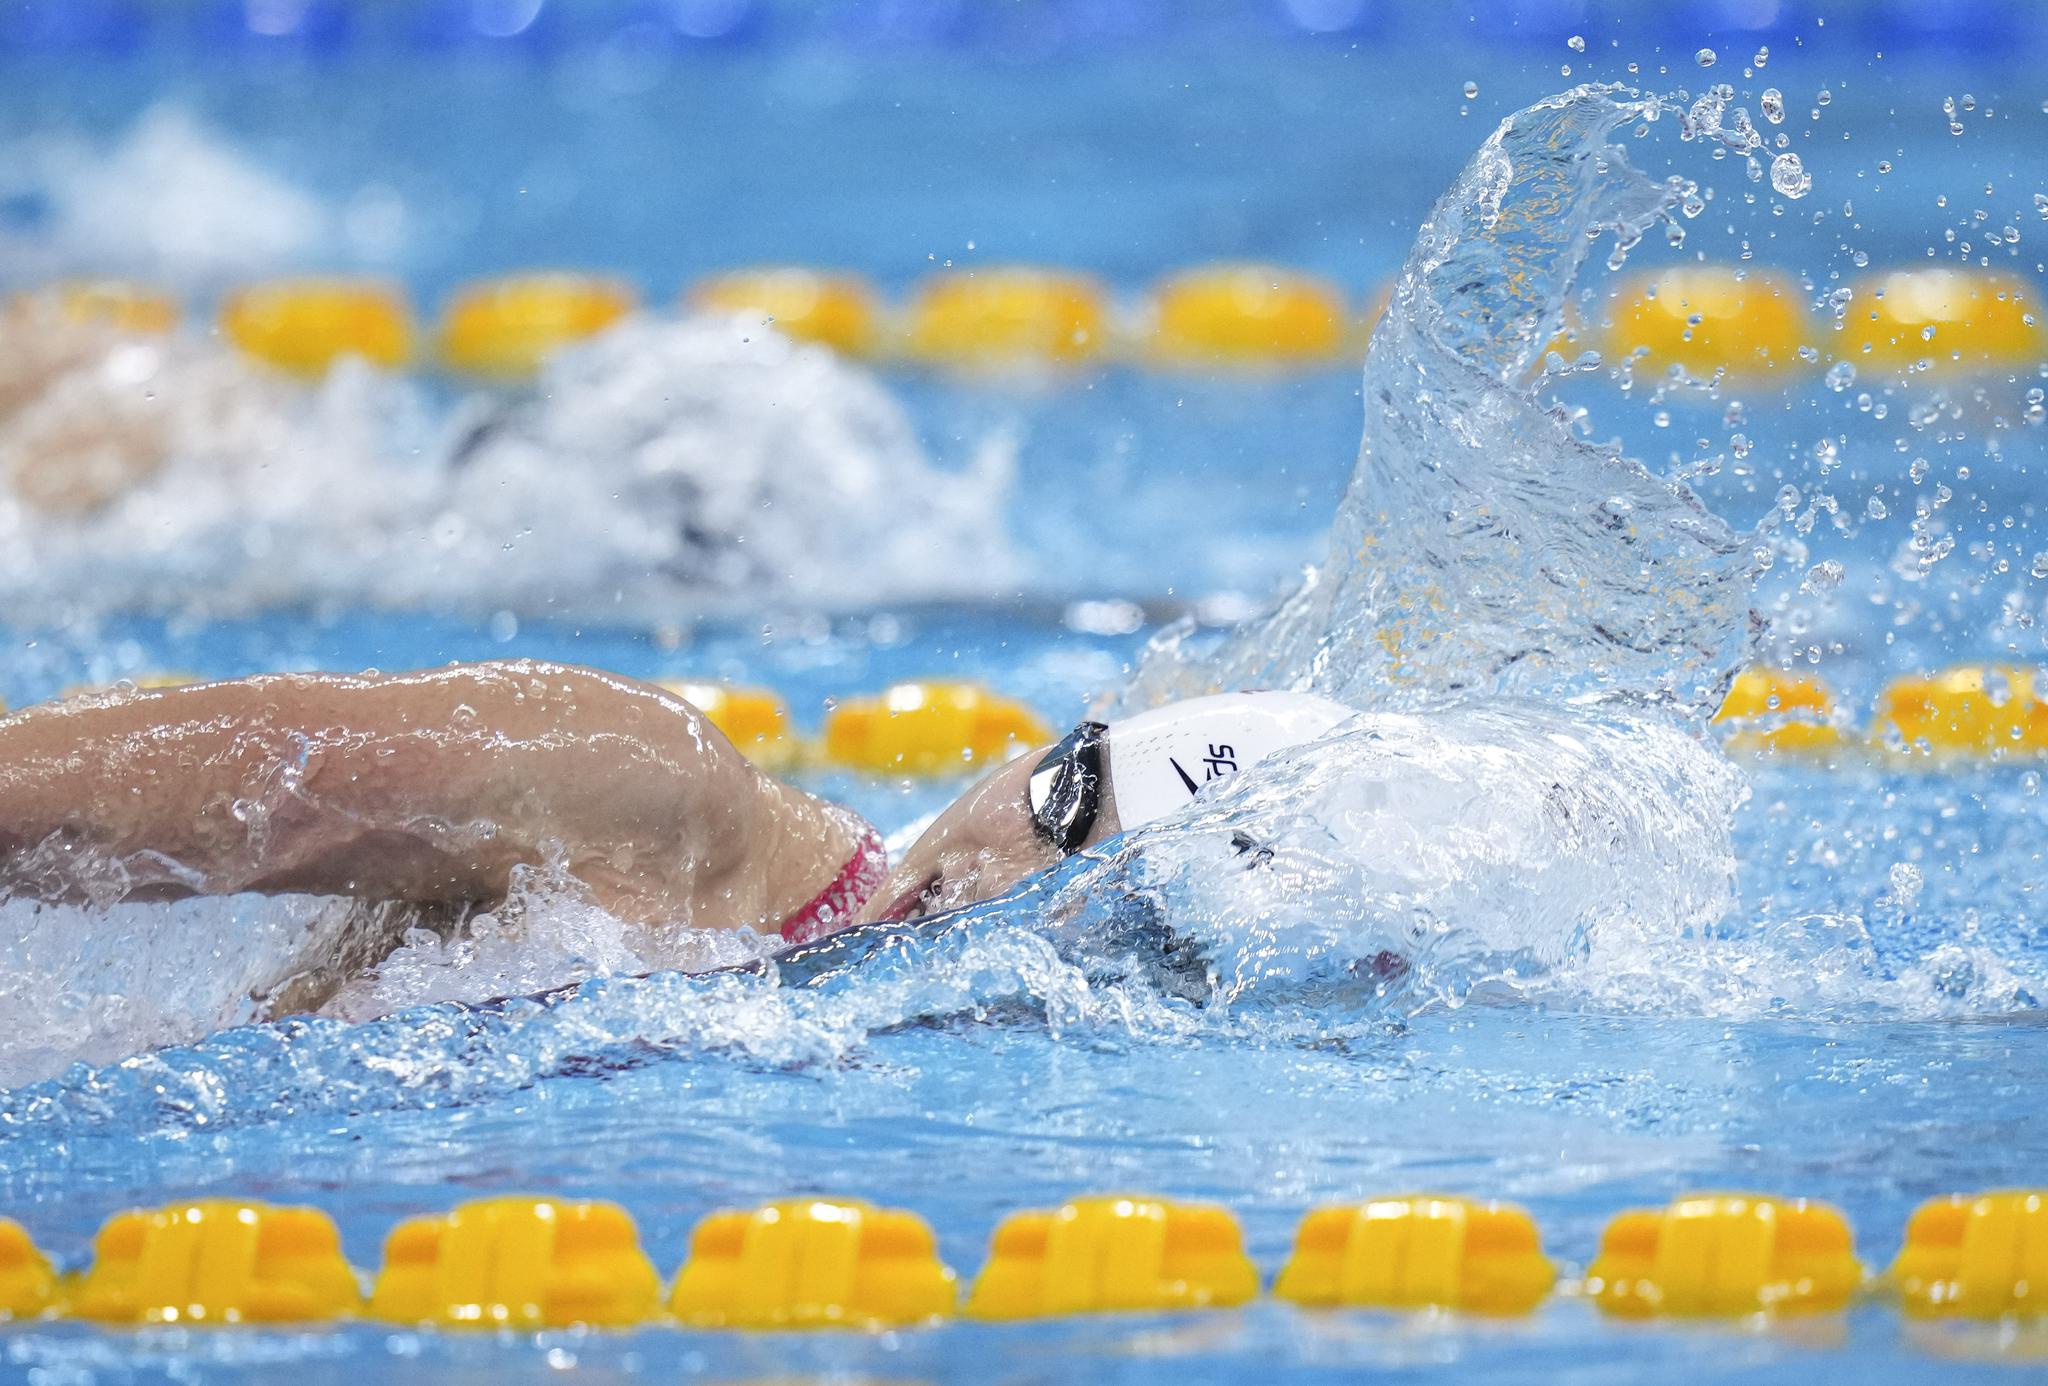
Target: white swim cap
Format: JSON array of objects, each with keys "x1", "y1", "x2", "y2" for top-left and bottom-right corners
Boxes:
[{"x1": 1103, "y1": 690, "x2": 1353, "y2": 828}]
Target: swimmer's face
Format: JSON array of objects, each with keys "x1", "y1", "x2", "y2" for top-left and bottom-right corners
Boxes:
[{"x1": 857, "y1": 745, "x2": 1121, "y2": 925}]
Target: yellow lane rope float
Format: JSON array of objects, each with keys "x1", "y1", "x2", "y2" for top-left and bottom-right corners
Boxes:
[
  {"x1": 369, "y1": 1196, "x2": 660, "y2": 1329},
  {"x1": 219, "y1": 278, "x2": 414, "y2": 375},
  {"x1": 1149, "y1": 263, "x2": 1351, "y2": 366},
  {"x1": 904, "y1": 267, "x2": 1108, "y2": 368},
  {"x1": 1603, "y1": 267, "x2": 1810, "y2": 377},
  {"x1": 966, "y1": 1195, "x2": 1259, "y2": 1319},
  {"x1": 1274, "y1": 1195, "x2": 1555, "y2": 1314},
  {"x1": 5, "y1": 1187, "x2": 2042, "y2": 1332},
  {"x1": 1583, "y1": 1193, "x2": 1863, "y2": 1318},
  {"x1": 1842, "y1": 269, "x2": 2043, "y2": 371},
  {"x1": 1715, "y1": 666, "x2": 1849, "y2": 759},
  {"x1": 437, "y1": 272, "x2": 636, "y2": 379},
  {"x1": 1890, "y1": 1190, "x2": 2048, "y2": 1319},
  {"x1": 65, "y1": 1200, "x2": 360, "y2": 1325},
  {"x1": 1871, "y1": 664, "x2": 2048, "y2": 759},
  {"x1": 0, "y1": 1220, "x2": 55, "y2": 1319},
  {"x1": 689, "y1": 268, "x2": 879, "y2": 356},
  {"x1": 671, "y1": 1198, "x2": 956, "y2": 1329},
  {"x1": 822, "y1": 681, "x2": 1055, "y2": 776},
  {"x1": 46, "y1": 279, "x2": 180, "y2": 335}
]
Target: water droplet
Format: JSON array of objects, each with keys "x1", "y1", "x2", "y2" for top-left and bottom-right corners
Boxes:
[
  {"x1": 2032, "y1": 552, "x2": 2048, "y2": 579},
  {"x1": 1695, "y1": 47, "x2": 1717, "y2": 68},
  {"x1": 1889, "y1": 862, "x2": 1924, "y2": 911},
  {"x1": 1824, "y1": 360, "x2": 1856, "y2": 391},
  {"x1": 1816, "y1": 88, "x2": 1832, "y2": 107},
  {"x1": 1463, "y1": 80, "x2": 1478, "y2": 99},
  {"x1": 1760, "y1": 88, "x2": 1784, "y2": 124},
  {"x1": 1770, "y1": 151, "x2": 1811, "y2": 199},
  {"x1": 1801, "y1": 559, "x2": 1845, "y2": 595},
  {"x1": 1753, "y1": 46, "x2": 1769, "y2": 68},
  {"x1": 1567, "y1": 33, "x2": 1586, "y2": 51}
]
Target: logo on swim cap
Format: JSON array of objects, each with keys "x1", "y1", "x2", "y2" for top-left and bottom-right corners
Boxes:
[{"x1": 1104, "y1": 691, "x2": 1353, "y2": 828}]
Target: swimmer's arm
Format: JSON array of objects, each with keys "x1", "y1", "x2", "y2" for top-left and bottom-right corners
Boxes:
[{"x1": 0, "y1": 661, "x2": 764, "y2": 916}]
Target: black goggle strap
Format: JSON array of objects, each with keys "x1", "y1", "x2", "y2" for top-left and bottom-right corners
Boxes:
[{"x1": 1027, "y1": 720, "x2": 1109, "y2": 855}]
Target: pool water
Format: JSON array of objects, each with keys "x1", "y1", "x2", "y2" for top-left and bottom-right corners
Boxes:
[
  {"x1": 3, "y1": 12, "x2": 2048, "y2": 1385},
  {"x1": 2, "y1": 624, "x2": 2045, "y2": 1384}
]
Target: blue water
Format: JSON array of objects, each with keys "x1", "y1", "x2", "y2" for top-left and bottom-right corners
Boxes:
[
  {"x1": 2, "y1": 944, "x2": 2046, "y2": 1383},
  {"x1": 2, "y1": 608, "x2": 2045, "y2": 1384},
  {"x1": 3, "y1": 11, "x2": 2048, "y2": 1385}
]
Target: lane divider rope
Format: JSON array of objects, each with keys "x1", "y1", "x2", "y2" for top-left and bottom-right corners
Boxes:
[
  {"x1": 0, "y1": 1189, "x2": 2040, "y2": 1332},
  {"x1": 18, "y1": 263, "x2": 2042, "y2": 380}
]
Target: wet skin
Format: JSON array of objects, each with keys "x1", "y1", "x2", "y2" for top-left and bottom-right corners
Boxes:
[{"x1": 0, "y1": 659, "x2": 1116, "y2": 948}]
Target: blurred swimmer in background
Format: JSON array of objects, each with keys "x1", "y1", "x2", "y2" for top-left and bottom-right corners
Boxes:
[
  {"x1": 0, "y1": 661, "x2": 1350, "y2": 1009},
  {"x1": 0, "y1": 293, "x2": 180, "y2": 513}
]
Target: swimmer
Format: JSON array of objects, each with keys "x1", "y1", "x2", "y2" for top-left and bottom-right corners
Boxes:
[
  {"x1": 0, "y1": 661, "x2": 1350, "y2": 1006},
  {"x1": 0, "y1": 294, "x2": 172, "y2": 514},
  {"x1": 0, "y1": 292, "x2": 309, "y2": 519}
]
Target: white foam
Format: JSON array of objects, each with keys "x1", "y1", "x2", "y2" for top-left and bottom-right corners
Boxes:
[
  {"x1": 320, "y1": 859, "x2": 776, "y2": 1023},
  {"x1": 0, "y1": 314, "x2": 1017, "y2": 619},
  {"x1": 0, "y1": 105, "x2": 332, "y2": 290}
]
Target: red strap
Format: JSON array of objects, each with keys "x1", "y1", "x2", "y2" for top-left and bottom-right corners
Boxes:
[{"x1": 778, "y1": 817, "x2": 889, "y2": 946}]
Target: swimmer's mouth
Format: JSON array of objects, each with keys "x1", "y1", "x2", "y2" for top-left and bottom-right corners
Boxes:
[{"x1": 871, "y1": 872, "x2": 942, "y2": 925}]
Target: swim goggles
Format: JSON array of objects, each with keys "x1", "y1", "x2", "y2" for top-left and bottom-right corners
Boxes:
[{"x1": 1027, "y1": 720, "x2": 1108, "y2": 855}]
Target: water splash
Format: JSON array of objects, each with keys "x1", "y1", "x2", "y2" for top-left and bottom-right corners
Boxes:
[
  {"x1": 0, "y1": 315, "x2": 1017, "y2": 620},
  {"x1": 0, "y1": 106, "x2": 333, "y2": 290},
  {"x1": 1045, "y1": 700, "x2": 1745, "y2": 1014},
  {"x1": 4, "y1": 84, "x2": 2043, "y2": 1128},
  {"x1": 1119, "y1": 87, "x2": 1759, "y2": 718}
]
